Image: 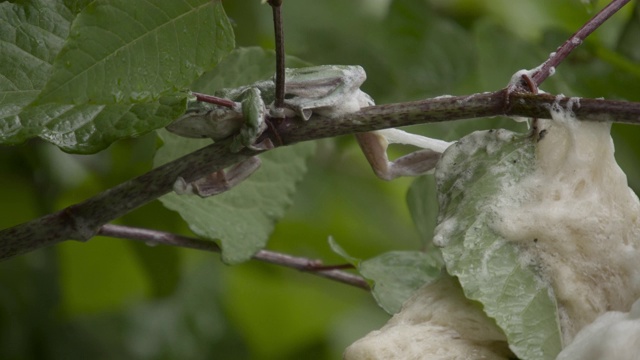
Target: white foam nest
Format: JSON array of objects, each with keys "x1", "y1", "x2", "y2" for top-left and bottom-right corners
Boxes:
[
  {"x1": 556, "y1": 298, "x2": 640, "y2": 360},
  {"x1": 494, "y1": 103, "x2": 640, "y2": 342},
  {"x1": 345, "y1": 103, "x2": 640, "y2": 359},
  {"x1": 343, "y1": 275, "x2": 514, "y2": 360}
]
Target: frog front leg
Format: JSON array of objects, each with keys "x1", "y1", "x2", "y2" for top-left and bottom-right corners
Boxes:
[
  {"x1": 230, "y1": 87, "x2": 270, "y2": 152},
  {"x1": 167, "y1": 88, "x2": 272, "y2": 197},
  {"x1": 356, "y1": 129, "x2": 453, "y2": 181}
]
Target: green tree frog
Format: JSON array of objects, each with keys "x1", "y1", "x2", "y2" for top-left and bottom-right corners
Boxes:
[{"x1": 167, "y1": 65, "x2": 452, "y2": 196}]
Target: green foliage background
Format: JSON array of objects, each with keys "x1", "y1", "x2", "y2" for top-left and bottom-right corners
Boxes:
[{"x1": 1, "y1": 0, "x2": 639, "y2": 359}]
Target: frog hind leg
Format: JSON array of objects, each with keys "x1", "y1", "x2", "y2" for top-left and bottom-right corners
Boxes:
[
  {"x1": 173, "y1": 157, "x2": 262, "y2": 197},
  {"x1": 355, "y1": 129, "x2": 453, "y2": 181}
]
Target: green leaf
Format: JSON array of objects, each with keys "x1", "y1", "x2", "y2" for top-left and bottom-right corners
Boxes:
[
  {"x1": 19, "y1": 94, "x2": 187, "y2": 153},
  {"x1": 63, "y1": 0, "x2": 94, "y2": 15},
  {"x1": 328, "y1": 237, "x2": 360, "y2": 266},
  {"x1": 190, "y1": 47, "x2": 311, "y2": 92},
  {"x1": 156, "y1": 132, "x2": 314, "y2": 264},
  {"x1": 434, "y1": 129, "x2": 562, "y2": 360},
  {"x1": 154, "y1": 48, "x2": 315, "y2": 264},
  {"x1": 359, "y1": 251, "x2": 441, "y2": 314},
  {"x1": 406, "y1": 175, "x2": 439, "y2": 246},
  {"x1": 0, "y1": 1, "x2": 73, "y2": 141},
  {"x1": 37, "y1": 0, "x2": 233, "y2": 105},
  {"x1": 2, "y1": 0, "x2": 234, "y2": 153},
  {"x1": 330, "y1": 238, "x2": 441, "y2": 314}
]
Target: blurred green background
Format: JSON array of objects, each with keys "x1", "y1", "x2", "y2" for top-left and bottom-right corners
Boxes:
[{"x1": 1, "y1": 0, "x2": 639, "y2": 358}]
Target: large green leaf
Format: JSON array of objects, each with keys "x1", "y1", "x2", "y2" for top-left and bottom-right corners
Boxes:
[
  {"x1": 154, "y1": 48, "x2": 315, "y2": 264},
  {"x1": 434, "y1": 129, "x2": 562, "y2": 360},
  {"x1": 18, "y1": 94, "x2": 187, "y2": 153},
  {"x1": 36, "y1": 0, "x2": 231, "y2": 105},
  {"x1": 1, "y1": 0, "x2": 234, "y2": 153},
  {"x1": 0, "y1": 1, "x2": 73, "y2": 140}
]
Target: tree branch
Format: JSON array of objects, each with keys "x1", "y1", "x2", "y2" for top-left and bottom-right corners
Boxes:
[
  {"x1": 98, "y1": 224, "x2": 370, "y2": 290},
  {"x1": 0, "y1": 141, "x2": 258, "y2": 259},
  {"x1": 275, "y1": 90, "x2": 640, "y2": 144},
  {"x1": 1, "y1": 90, "x2": 639, "y2": 261}
]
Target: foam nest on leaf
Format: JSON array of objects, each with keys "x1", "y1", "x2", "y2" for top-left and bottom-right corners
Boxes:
[
  {"x1": 344, "y1": 101, "x2": 640, "y2": 359},
  {"x1": 343, "y1": 274, "x2": 515, "y2": 360},
  {"x1": 493, "y1": 102, "x2": 640, "y2": 342}
]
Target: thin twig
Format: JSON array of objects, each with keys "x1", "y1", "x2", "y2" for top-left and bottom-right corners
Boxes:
[
  {"x1": 98, "y1": 224, "x2": 370, "y2": 290},
  {"x1": 306, "y1": 263, "x2": 356, "y2": 271},
  {"x1": 520, "y1": 73, "x2": 540, "y2": 135},
  {"x1": 530, "y1": 0, "x2": 631, "y2": 86},
  {"x1": 268, "y1": 0, "x2": 285, "y2": 108},
  {"x1": 192, "y1": 92, "x2": 236, "y2": 108}
]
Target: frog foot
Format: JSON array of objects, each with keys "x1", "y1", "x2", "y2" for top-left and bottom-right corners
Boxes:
[
  {"x1": 229, "y1": 88, "x2": 270, "y2": 152},
  {"x1": 173, "y1": 157, "x2": 263, "y2": 197},
  {"x1": 356, "y1": 129, "x2": 453, "y2": 181}
]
